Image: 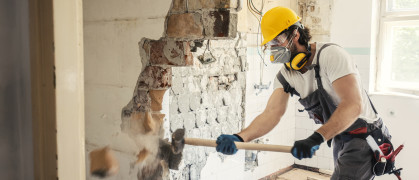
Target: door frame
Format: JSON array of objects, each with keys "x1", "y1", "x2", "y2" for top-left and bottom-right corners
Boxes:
[{"x1": 30, "y1": 0, "x2": 85, "y2": 179}]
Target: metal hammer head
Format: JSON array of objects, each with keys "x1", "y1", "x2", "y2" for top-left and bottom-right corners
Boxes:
[{"x1": 171, "y1": 129, "x2": 185, "y2": 154}]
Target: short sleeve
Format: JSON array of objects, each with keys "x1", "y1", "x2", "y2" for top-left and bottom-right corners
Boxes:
[
  {"x1": 273, "y1": 74, "x2": 283, "y2": 89},
  {"x1": 320, "y1": 46, "x2": 358, "y2": 83}
]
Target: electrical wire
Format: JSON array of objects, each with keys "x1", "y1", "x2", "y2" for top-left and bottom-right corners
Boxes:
[{"x1": 247, "y1": 0, "x2": 267, "y2": 66}]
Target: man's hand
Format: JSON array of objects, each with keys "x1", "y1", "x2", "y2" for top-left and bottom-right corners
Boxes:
[
  {"x1": 291, "y1": 132, "x2": 324, "y2": 160},
  {"x1": 216, "y1": 134, "x2": 244, "y2": 155}
]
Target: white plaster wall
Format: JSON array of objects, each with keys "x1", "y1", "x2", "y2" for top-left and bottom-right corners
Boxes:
[
  {"x1": 83, "y1": 0, "x2": 171, "y2": 179},
  {"x1": 330, "y1": 0, "x2": 418, "y2": 179},
  {"x1": 369, "y1": 94, "x2": 419, "y2": 180}
]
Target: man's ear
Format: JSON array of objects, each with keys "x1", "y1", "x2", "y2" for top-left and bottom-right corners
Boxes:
[{"x1": 293, "y1": 30, "x2": 300, "y2": 42}]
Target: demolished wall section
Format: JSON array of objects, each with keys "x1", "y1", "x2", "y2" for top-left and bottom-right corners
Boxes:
[{"x1": 168, "y1": 35, "x2": 247, "y2": 179}]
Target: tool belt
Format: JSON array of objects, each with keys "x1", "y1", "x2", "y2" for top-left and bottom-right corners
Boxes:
[{"x1": 339, "y1": 119, "x2": 404, "y2": 179}]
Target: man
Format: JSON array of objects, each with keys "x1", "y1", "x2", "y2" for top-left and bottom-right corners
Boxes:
[{"x1": 215, "y1": 6, "x2": 395, "y2": 180}]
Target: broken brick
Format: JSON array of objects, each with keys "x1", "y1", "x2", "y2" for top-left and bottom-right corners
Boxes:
[
  {"x1": 166, "y1": 13, "x2": 204, "y2": 39},
  {"x1": 138, "y1": 66, "x2": 172, "y2": 89},
  {"x1": 203, "y1": 10, "x2": 237, "y2": 38},
  {"x1": 150, "y1": 89, "x2": 167, "y2": 111},
  {"x1": 149, "y1": 39, "x2": 193, "y2": 66}
]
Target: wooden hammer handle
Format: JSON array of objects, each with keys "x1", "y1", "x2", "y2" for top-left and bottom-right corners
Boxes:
[{"x1": 184, "y1": 138, "x2": 292, "y2": 153}]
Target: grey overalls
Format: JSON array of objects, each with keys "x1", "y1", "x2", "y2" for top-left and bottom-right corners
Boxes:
[{"x1": 277, "y1": 44, "x2": 392, "y2": 180}]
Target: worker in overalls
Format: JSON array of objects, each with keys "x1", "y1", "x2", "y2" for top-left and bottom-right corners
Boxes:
[{"x1": 216, "y1": 6, "x2": 402, "y2": 180}]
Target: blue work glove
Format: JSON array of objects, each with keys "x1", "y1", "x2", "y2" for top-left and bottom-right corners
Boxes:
[
  {"x1": 291, "y1": 132, "x2": 324, "y2": 160},
  {"x1": 216, "y1": 134, "x2": 244, "y2": 155}
]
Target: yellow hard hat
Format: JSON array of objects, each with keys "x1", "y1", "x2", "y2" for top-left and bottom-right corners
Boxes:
[{"x1": 261, "y1": 6, "x2": 301, "y2": 45}]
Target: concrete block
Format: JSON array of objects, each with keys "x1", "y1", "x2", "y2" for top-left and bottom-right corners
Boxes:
[
  {"x1": 206, "y1": 108, "x2": 217, "y2": 125},
  {"x1": 210, "y1": 124, "x2": 222, "y2": 138},
  {"x1": 216, "y1": 106, "x2": 228, "y2": 123},
  {"x1": 170, "y1": 114, "x2": 184, "y2": 132},
  {"x1": 202, "y1": 10, "x2": 237, "y2": 38},
  {"x1": 169, "y1": 95, "x2": 179, "y2": 114},
  {"x1": 200, "y1": 91, "x2": 211, "y2": 109},
  {"x1": 149, "y1": 39, "x2": 193, "y2": 66},
  {"x1": 200, "y1": 125, "x2": 211, "y2": 139},
  {"x1": 166, "y1": 13, "x2": 204, "y2": 39},
  {"x1": 171, "y1": 76, "x2": 184, "y2": 95},
  {"x1": 189, "y1": 92, "x2": 201, "y2": 111},
  {"x1": 196, "y1": 110, "x2": 207, "y2": 128},
  {"x1": 138, "y1": 66, "x2": 172, "y2": 89},
  {"x1": 178, "y1": 93, "x2": 190, "y2": 113},
  {"x1": 182, "y1": 112, "x2": 196, "y2": 130}
]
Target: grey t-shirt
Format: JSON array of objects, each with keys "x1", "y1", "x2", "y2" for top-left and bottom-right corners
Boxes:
[{"x1": 273, "y1": 42, "x2": 378, "y2": 123}]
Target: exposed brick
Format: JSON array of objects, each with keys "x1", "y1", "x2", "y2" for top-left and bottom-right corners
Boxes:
[
  {"x1": 149, "y1": 39, "x2": 193, "y2": 66},
  {"x1": 188, "y1": 0, "x2": 233, "y2": 11},
  {"x1": 170, "y1": 0, "x2": 186, "y2": 13},
  {"x1": 150, "y1": 89, "x2": 167, "y2": 111},
  {"x1": 138, "y1": 66, "x2": 172, "y2": 89},
  {"x1": 203, "y1": 10, "x2": 237, "y2": 38},
  {"x1": 166, "y1": 13, "x2": 204, "y2": 39}
]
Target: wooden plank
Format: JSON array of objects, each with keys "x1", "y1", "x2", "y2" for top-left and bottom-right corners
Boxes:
[{"x1": 29, "y1": 0, "x2": 58, "y2": 179}]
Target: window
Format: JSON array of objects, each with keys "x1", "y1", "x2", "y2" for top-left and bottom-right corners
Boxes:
[{"x1": 376, "y1": 0, "x2": 419, "y2": 95}]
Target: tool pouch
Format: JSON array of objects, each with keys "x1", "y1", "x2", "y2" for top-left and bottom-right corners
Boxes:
[{"x1": 369, "y1": 128, "x2": 403, "y2": 177}]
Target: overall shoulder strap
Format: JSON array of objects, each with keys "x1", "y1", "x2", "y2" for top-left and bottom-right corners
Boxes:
[
  {"x1": 276, "y1": 72, "x2": 300, "y2": 97},
  {"x1": 365, "y1": 91, "x2": 378, "y2": 114},
  {"x1": 314, "y1": 43, "x2": 340, "y2": 89}
]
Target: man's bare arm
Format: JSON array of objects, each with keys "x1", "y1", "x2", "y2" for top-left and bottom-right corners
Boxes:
[
  {"x1": 237, "y1": 88, "x2": 290, "y2": 142},
  {"x1": 316, "y1": 74, "x2": 362, "y2": 140}
]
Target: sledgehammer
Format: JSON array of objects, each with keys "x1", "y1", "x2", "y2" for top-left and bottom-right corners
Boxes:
[{"x1": 171, "y1": 129, "x2": 292, "y2": 154}]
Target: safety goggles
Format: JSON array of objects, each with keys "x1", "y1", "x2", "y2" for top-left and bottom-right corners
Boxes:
[{"x1": 266, "y1": 33, "x2": 288, "y2": 47}]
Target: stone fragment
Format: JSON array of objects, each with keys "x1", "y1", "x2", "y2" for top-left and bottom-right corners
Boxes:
[{"x1": 89, "y1": 146, "x2": 119, "y2": 177}]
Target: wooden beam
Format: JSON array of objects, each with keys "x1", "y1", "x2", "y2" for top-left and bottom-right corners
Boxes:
[{"x1": 29, "y1": 0, "x2": 58, "y2": 179}]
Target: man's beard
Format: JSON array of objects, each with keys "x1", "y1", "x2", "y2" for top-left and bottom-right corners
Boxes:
[{"x1": 289, "y1": 43, "x2": 299, "y2": 58}]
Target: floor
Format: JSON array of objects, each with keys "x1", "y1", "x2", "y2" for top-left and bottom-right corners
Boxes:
[{"x1": 265, "y1": 168, "x2": 331, "y2": 180}]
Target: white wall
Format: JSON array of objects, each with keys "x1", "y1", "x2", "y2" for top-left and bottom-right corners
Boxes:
[
  {"x1": 241, "y1": 1, "x2": 297, "y2": 179},
  {"x1": 83, "y1": 0, "x2": 171, "y2": 179},
  {"x1": 329, "y1": 0, "x2": 417, "y2": 179}
]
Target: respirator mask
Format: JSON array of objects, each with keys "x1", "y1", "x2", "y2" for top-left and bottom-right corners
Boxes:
[{"x1": 268, "y1": 29, "x2": 297, "y2": 64}]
